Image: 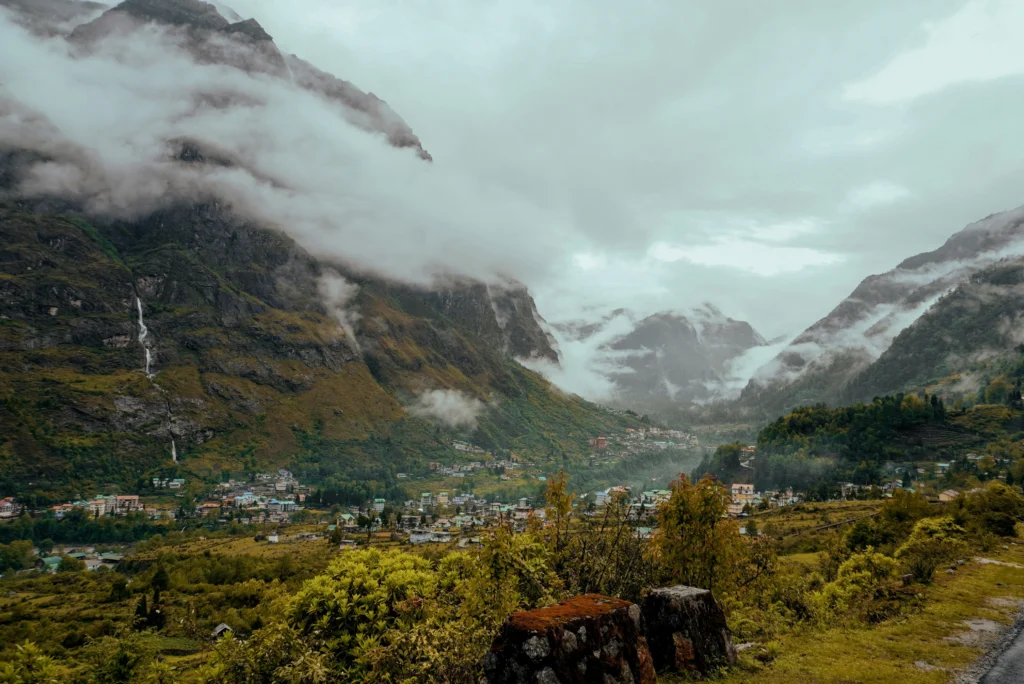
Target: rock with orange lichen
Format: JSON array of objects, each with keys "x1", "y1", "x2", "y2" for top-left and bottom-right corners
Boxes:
[
  {"x1": 641, "y1": 586, "x2": 736, "y2": 676},
  {"x1": 482, "y1": 594, "x2": 656, "y2": 684}
]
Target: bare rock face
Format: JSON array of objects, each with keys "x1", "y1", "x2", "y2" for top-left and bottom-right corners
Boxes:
[
  {"x1": 483, "y1": 594, "x2": 657, "y2": 684},
  {"x1": 641, "y1": 586, "x2": 736, "y2": 676}
]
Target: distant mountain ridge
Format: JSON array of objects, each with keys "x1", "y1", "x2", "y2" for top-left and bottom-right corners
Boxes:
[
  {"x1": 554, "y1": 304, "x2": 767, "y2": 410},
  {"x1": 741, "y1": 205, "x2": 1024, "y2": 414}
]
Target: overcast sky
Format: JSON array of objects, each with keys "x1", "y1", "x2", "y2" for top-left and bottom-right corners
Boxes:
[{"x1": 216, "y1": 0, "x2": 1024, "y2": 338}]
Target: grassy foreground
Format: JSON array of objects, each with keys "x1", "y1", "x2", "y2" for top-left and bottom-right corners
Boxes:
[{"x1": 705, "y1": 540, "x2": 1024, "y2": 684}]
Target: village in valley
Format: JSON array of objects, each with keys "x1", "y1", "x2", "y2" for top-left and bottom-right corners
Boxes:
[{"x1": 2, "y1": 420, "x2": 995, "y2": 568}]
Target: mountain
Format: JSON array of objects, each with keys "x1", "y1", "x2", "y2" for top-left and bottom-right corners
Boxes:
[
  {"x1": 0, "y1": 0, "x2": 639, "y2": 501},
  {"x1": 840, "y1": 254, "x2": 1024, "y2": 403},
  {"x1": 741, "y1": 205, "x2": 1024, "y2": 415},
  {"x1": 51, "y1": 0, "x2": 429, "y2": 159},
  {"x1": 554, "y1": 304, "x2": 767, "y2": 410}
]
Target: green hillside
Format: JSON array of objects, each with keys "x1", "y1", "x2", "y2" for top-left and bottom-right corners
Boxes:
[{"x1": 0, "y1": 204, "x2": 639, "y2": 503}]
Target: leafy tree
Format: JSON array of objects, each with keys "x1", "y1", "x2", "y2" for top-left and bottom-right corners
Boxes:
[
  {"x1": 557, "y1": 490, "x2": 656, "y2": 602},
  {"x1": 109, "y1": 577, "x2": 131, "y2": 602},
  {"x1": 0, "y1": 641, "x2": 68, "y2": 683},
  {"x1": 544, "y1": 469, "x2": 573, "y2": 562},
  {"x1": 83, "y1": 632, "x2": 154, "y2": 684},
  {"x1": 986, "y1": 375, "x2": 1014, "y2": 405},
  {"x1": 0, "y1": 540, "x2": 35, "y2": 573},
  {"x1": 818, "y1": 531, "x2": 850, "y2": 582},
  {"x1": 57, "y1": 556, "x2": 85, "y2": 573},
  {"x1": 655, "y1": 475, "x2": 739, "y2": 594},
  {"x1": 963, "y1": 482, "x2": 1024, "y2": 536}
]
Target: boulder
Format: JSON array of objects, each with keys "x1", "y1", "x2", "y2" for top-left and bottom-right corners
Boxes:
[
  {"x1": 483, "y1": 594, "x2": 657, "y2": 684},
  {"x1": 641, "y1": 586, "x2": 736, "y2": 675}
]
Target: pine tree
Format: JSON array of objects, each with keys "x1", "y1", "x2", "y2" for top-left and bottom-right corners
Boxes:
[
  {"x1": 133, "y1": 596, "x2": 148, "y2": 630},
  {"x1": 151, "y1": 565, "x2": 169, "y2": 592}
]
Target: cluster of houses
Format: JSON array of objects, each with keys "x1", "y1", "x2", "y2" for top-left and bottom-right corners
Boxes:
[
  {"x1": 587, "y1": 428, "x2": 702, "y2": 464},
  {"x1": 399, "y1": 456, "x2": 523, "y2": 483},
  {"x1": 151, "y1": 477, "x2": 187, "y2": 489},
  {"x1": 427, "y1": 460, "x2": 489, "y2": 479},
  {"x1": 0, "y1": 497, "x2": 23, "y2": 519},
  {"x1": 47, "y1": 495, "x2": 143, "y2": 519},
  {"x1": 588, "y1": 482, "x2": 800, "y2": 520},
  {"x1": 328, "y1": 492, "x2": 548, "y2": 544},
  {"x1": 36, "y1": 547, "x2": 124, "y2": 573}
]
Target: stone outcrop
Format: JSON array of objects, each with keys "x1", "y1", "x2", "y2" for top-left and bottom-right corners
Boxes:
[
  {"x1": 483, "y1": 594, "x2": 657, "y2": 684},
  {"x1": 641, "y1": 586, "x2": 736, "y2": 675}
]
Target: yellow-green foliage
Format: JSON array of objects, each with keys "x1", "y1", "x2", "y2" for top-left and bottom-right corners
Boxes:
[
  {"x1": 289, "y1": 549, "x2": 438, "y2": 664},
  {"x1": 0, "y1": 641, "x2": 70, "y2": 683},
  {"x1": 808, "y1": 551, "x2": 900, "y2": 622},
  {"x1": 896, "y1": 517, "x2": 968, "y2": 577},
  {"x1": 214, "y1": 543, "x2": 540, "y2": 683},
  {"x1": 951, "y1": 404, "x2": 1014, "y2": 435}
]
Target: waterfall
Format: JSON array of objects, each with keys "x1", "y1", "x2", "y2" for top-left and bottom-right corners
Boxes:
[
  {"x1": 135, "y1": 296, "x2": 148, "y2": 343},
  {"x1": 171, "y1": 439, "x2": 177, "y2": 463},
  {"x1": 135, "y1": 296, "x2": 154, "y2": 378}
]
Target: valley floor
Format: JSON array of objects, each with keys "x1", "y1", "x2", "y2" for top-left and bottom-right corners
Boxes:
[{"x1": 699, "y1": 541, "x2": 1024, "y2": 684}]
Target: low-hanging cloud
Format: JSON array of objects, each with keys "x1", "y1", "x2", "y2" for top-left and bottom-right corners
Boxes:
[
  {"x1": 0, "y1": 12, "x2": 577, "y2": 289},
  {"x1": 408, "y1": 389, "x2": 487, "y2": 428},
  {"x1": 317, "y1": 270, "x2": 361, "y2": 352}
]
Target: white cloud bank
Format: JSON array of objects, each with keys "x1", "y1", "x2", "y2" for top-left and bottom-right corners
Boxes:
[{"x1": 408, "y1": 389, "x2": 486, "y2": 428}]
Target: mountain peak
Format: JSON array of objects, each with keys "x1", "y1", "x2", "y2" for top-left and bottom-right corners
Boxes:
[
  {"x1": 60, "y1": 0, "x2": 431, "y2": 159},
  {"x1": 224, "y1": 17, "x2": 273, "y2": 42},
  {"x1": 116, "y1": 0, "x2": 230, "y2": 30}
]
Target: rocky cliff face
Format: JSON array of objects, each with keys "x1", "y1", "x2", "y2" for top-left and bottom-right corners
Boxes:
[{"x1": 741, "y1": 205, "x2": 1024, "y2": 414}]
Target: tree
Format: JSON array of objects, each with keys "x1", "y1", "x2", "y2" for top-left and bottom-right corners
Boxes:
[
  {"x1": 133, "y1": 596, "x2": 149, "y2": 631},
  {"x1": 151, "y1": 565, "x2": 169, "y2": 592},
  {"x1": 58, "y1": 555, "x2": 85, "y2": 572},
  {"x1": 1, "y1": 641, "x2": 68, "y2": 683},
  {"x1": 655, "y1": 475, "x2": 739, "y2": 594},
  {"x1": 986, "y1": 375, "x2": 1014, "y2": 405},
  {"x1": 544, "y1": 469, "x2": 573, "y2": 562},
  {"x1": 85, "y1": 632, "x2": 154, "y2": 683},
  {"x1": 896, "y1": 517, "x2": 968, "y2": 583},
  {"x1": 176, "y1": 493, "x2": 195, "y2": 520},
  {"x1": 109, "y1": 577, "x2": 131, "y2": 602}
]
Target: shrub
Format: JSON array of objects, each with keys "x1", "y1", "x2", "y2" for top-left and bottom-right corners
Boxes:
[
  {"x1": 809, "y1": 551, "x2": 900, "y2": 623},
  {"x1": 896, "y1": 517, "x2": 967, "y2": 584}
]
